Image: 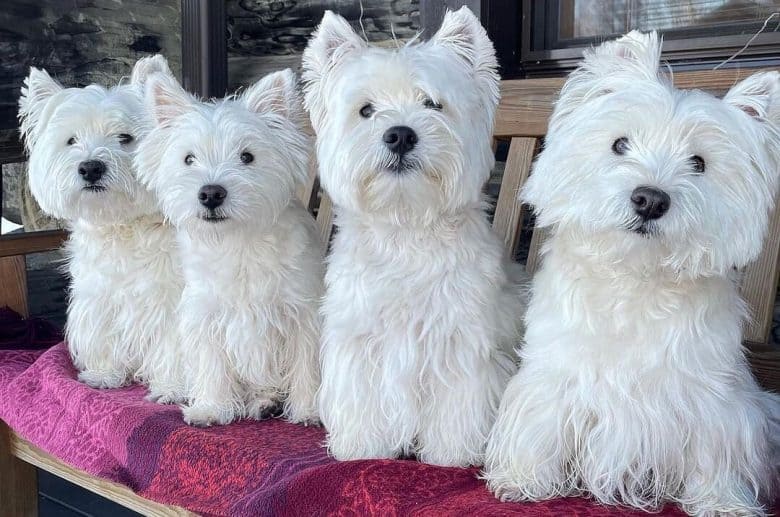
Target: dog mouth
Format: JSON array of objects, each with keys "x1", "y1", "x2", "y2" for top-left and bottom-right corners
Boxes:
[
  {"x1": 628, "y1": 220, "x2": 659, "y2": 238},
  {"x1": 200, "y1": 211, "x2": 228, "y2": 223},
  {"x1": 383, "y1": 156, "x2": 419, "y2": 174},
  {"x1": 82, "y1": 185, "x2": 107, "y2": 193}
]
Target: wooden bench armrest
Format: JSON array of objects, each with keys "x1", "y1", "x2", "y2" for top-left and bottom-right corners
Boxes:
[{"x1": 0, "y1": 230, "x2": 67, "y2": 258}]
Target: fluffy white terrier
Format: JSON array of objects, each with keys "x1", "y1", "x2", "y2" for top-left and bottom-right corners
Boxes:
[
  {"x1": 303, "y1": 8, "x2": 525, "y2": 467},
  {"x1": 484, "y1": 32, "x2": 780, "y2": 516},
  {"x1": 136, "y1": 70, "x2": 323, "y2": 426},
  {"x1": 19, "y1": 56, "x2": 186, "y2": 402}
]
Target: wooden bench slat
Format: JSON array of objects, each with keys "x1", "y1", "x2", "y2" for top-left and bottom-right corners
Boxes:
[
  {"x1": 742, "y1": 202, "x2": 780, "y2": 344},
  {"x1": 0, "y1": 256, "x2": 28, "y2": 318},
  {"x1": 316, "y1": 192, "x2": 334, "y2": 253},
  {"x1": 493, "y1": 137, "x2": 536, "y2": 259},
  {"x1": 495, "y1": 67, "x2": 778, "y2": 138},
  {"x1": 0, "y1": 230, "x2": 67, "y2": 258},
  {"x1": 0, "y1": 422, "x2": 37, "y2": 517},
  {"x1": 9, "y1": 429, "x2": 193, "y2": 516}
]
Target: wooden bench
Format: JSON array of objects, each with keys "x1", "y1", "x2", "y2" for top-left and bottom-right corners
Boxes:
[{"x1": 1, "y1": 69, "x2": 778, "y2": 516}]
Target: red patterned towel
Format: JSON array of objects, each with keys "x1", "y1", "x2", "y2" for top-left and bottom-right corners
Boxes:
[{"x1": 0, "y1": 343, "x2": 686, "y2": 516}]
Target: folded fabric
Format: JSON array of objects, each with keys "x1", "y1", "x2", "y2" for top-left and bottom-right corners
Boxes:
[
  {"x1": 0, "y1": 307, "x2": 61, "y2": 350},
  {"x1": 0, "y1": 343, "x2": 686, "y2": 516}
]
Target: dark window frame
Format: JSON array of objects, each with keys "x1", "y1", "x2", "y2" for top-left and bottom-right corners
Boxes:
[{"x1": 490, "y1": 0, "x2": 780, "y2": 78}]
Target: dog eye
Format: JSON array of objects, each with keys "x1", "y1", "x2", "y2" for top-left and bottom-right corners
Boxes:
[
  {"x1": 612, "y1": 137, "x2": 629, "y2": 155},
  {"x1": 690, "y1": 155, "x2": 705, "y2": 174},
  {"x1": 359, "y1": 103, "x2": 375, "y2": 118},
  {"x1": 67, "y1": 137, "x2": 77, "y2": 146},
  {"x1": 423, "y1": 98, "x2": 443, "y2": 110},
  {"x1": 184, "y1": 154, "x2": 195, "y2": 165},
  {"x1": 118, "y1": 133, "x2": 134, "y2": 145},
  {"x1": 240, "y1": 151, "x2": 254, "y2": 164}
]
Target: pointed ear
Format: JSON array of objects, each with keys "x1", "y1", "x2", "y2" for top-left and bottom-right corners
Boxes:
[
  {"x1": 131, "y1": 54, "x2": 172, "y2": 88},
  {"x1": 145, "y1": 74, "x2": 193, "y2": 127},
  {"x1": 579, "y1": 30, "x2": 662, "y2": 84},
  {"x1": 18, "y1": 67, "x2": 64, "y2": 151},
  {"x1": 243, "y1": 69, "x2": 302, "y2": 121},
  {"x1": 302, "y1": 11, "x2": 366, "y2": 130},
  {"x1": 724, "y1": 71, "x2": 780, "y2": 124},
  {"x1": 430, "y1": 6, "x2": 498, "y2": 85}
]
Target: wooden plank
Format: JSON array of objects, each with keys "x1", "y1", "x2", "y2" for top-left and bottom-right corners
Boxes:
[
  {"x1": 9, "y1": 431, "x2": 194, "y2": 517},
  {"x1": 745, "y1": 343, "x2": 780, "y2": 393},
  {"x1": 495, "y1": 67, "x2": 779, "y2": 138},
  {"x1": 525, "y1": 226, "x2": 548, "y2": 275},
  {"x1": 0, "y1": 255, "x2": 28, "y2": 317},
  {"x1": 492, "y1": 137, "x2": 536, "y2": 258},
  {"x1": 297, "y1": 160, "x2": 320, "y2": 214},
  {"x1": 0, "y1": 230, "x2": 67, "y2": 258},
  {"x1": 742, "y1": 201, "x2": 780, "y2": 344},
  {"x1": 316, "y1": 192, "x2": 335, "y2": 253},
  {"x1": 0, "y1": 422, "x2": 37, "y2": 517}
]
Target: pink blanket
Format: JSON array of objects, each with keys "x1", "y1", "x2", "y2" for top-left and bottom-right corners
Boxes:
[{"x1": 0, "y1": 343, "x2": 686, "y2": 516}]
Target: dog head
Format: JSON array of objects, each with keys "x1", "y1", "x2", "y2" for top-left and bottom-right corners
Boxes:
[
  {"x1": 136, "y1": 69, "x2": 309, "y2": 234},
  {"x1": 523, "y1": 31, "x2": 780, "y2": 276},
  {"x1": 302, "y1": 7, "x2": 499, "y2": 224},
  {"x1": 18, "y1": 55, "x2": 171, "y2": 224}
]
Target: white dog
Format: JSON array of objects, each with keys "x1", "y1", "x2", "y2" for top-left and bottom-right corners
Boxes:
[
  {"x1": 136, "y1": 70, "x2": 323, "y2": 426},
  {"x1": 303, "y1": 7, "x2": 525, "y2": 467},
  {"x1": 484, "y1": 31, "x2": 780, "y2": 516},
  {"x1": 19, "y1": 56, "x2": 186, "y2": 402}
]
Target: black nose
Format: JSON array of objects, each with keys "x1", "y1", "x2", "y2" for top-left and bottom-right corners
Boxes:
[
  {"x1": 78, "y1": 160, "x2": 106, "y2": 184},
  {"x1": 631, "y1": 186, "x2": 670, "y2": 220},
  {"x1": 198, "y1": 185, "x2": 227, "y2": 209},
  {"x1": 383, "y1": 126, "x2": 418, "y2": 156}
]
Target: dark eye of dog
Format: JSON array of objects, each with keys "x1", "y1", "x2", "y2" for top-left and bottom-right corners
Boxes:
[
  {"x1": 359, "y1": 103, "x2": 375, "y2": 118},
  {"x1": 423, "y1": 98, "x2": 443, "y2": 110},
  {"x1": 67, "y1": 137, "x2": 77, "y2": 146},
  {"x1": 690, "y1": 155, "x2": 705, "y2": 174},
  {"x1": 118, "y1": 133, "x2": 134, "y2": 145},
  {"x1": 612, "y1": 137, "x2": 629, "y2": 155},
  {"x1": 184, "y1": 154, "x2": 195, "y2": 165},
  {"x1": 240, "y1": 151, "x2": 254, "y2": 164}
]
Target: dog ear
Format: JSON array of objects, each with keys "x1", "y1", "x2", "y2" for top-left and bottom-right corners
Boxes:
[
  {"x1": 430, "y1": 7, "x2": 499, "y2": 101},
  {"x1": 549, "y1": 31, "x2": 662, "y2": 133},
  {"x1": 145, "y1": 74, "x2": 193, "y2": 127},
  {"x1": 723, "y1": 71, "x2": 780, "y2": 124},
  {"x1": 243, "y1": 69, "x2": 304, "y2": 124},
  {"x1": 18, "y1": 67, "x2": 64, "y2": 151},
  {"x1": 584, "y1": 30, "x2": 662, "y2": 82},
  {"x1": 131, "y1": 54, "x2": 173, "y2": 88},
  {"x1": 302, "y1": 11, "x2": 365, "y2": 131}
]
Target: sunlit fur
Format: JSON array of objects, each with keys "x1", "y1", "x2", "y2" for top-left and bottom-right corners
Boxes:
[
  {"x1": 484, "y1": 31, "x2": 780, "y2": 516},
  {"x1": 18, "y1": 56, "x2": 185, "y2": 400},
  {"x1": 303, "y1": 7, "x2": 527, "y2": 466},
  {"x1": 136, "y1": 70, "x2": 323, "y2": 426}
]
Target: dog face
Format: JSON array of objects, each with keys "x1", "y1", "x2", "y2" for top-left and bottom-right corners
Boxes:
[
  {"x1": 523, "y1": 31, "x2": 780, "y2": 276},
  {"x1": 302, "y1": 7, "x2": 499, "y2": 223},
  {"x1": 136, "y1": 70, "x2": 309, "y2": 233},
  {"x1": 18, "y1": 56, "x2": 171, "y2": 223}
]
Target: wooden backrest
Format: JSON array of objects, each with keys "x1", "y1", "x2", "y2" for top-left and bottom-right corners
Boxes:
[{"x1": 299, "y1": 68, "x2": 780, "y2": 373}]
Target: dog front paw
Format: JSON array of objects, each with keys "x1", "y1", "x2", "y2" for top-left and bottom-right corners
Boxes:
[
  {"x1": 182, "y1": 402, "x2": 239, "y2": 426},
  {"x1": 145, "y1": 387, "x2": 187, "y2": 405},
  {"x1": 78, "y1": 369, "x2": 129, "y2": 389}
]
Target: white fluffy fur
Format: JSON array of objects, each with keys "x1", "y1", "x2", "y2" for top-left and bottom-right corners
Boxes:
[
  {"x1": 303, "y1": 7, "x2": 526, "y2": 467},
  {"x1": 19, "y1": 56, "x2": 186, "y2": 401},
  {"x1": 484, "y1": 31, "x2": 780, "y2": 516},
  {"x1": 136, "y1": 70, "x2": 323, "y2": 426}
]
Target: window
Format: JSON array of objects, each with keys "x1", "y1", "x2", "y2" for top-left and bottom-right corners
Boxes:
[{"x1": 494, "y1": 0, "x2": 780, "y2": 77}]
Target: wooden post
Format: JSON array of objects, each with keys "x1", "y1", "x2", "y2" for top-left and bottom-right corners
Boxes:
[
  {"x1": 180, "y1": 0, "x2": 227, "y2": 98},
  {"x1": 0, "y1": 422, "x2": 37, "y2": 517}
]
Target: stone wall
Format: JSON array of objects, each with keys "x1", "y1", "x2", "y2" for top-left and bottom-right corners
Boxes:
[{"x1": 226, "y1": 0, "x2": 420, "y2": 90}]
